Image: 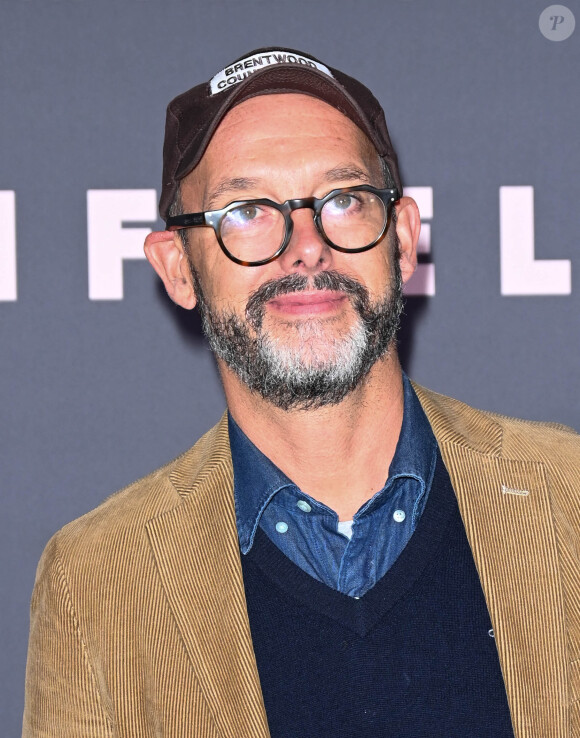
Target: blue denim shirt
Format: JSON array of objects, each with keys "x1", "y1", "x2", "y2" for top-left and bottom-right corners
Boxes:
[{"x1": 229, "y1": 374, "x2": 438, "y2": 598}]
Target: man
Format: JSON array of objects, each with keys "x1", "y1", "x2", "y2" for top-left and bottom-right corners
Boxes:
[{"x1": 24, "y1": 47, "x2": 579, "y2": 737}]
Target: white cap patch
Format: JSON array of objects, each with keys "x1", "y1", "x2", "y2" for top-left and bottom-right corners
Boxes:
[{"x1": 209, "y1": 50, "x2": 334, "y2": 95}]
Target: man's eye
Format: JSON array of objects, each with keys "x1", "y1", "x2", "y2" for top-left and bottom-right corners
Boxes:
[
  {"x1": 228, "y1": 204, "x2": 262, "y2": 225},
  {"x1": 326, "y1": 192, "x2": 364, "y2": 216},
  {"x1": 221, "y1": 203, "x2": 281, "y2": 238},
  {"x1": 239, "y1": 205, "x2": 258, "y2": 221},
  {"x1": 332, "y1": 194, "x2": 354, "y2": 211}
]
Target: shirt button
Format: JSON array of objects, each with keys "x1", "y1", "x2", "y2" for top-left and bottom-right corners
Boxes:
[
  {"x1": 275, "y1": 521, "x2": 289, "y2": 534},
  {"x1": 393, "y1": 509, "x2": 406, "y2": 523},
  {"x1": 296, "y1": 500, "x2": 312, "y2": 513}
]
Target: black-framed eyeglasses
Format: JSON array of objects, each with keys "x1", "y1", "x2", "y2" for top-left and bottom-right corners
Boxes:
[{"x1": 166, "y1": 185, "x2": 400, "y2": 267}]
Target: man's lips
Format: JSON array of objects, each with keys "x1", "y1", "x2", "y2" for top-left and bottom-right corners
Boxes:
[{"x1": 267, "y1": 290, "x2": 349, "y2": 316}]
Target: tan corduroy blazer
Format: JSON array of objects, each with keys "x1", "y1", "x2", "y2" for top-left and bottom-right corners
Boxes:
[{"x1": 23, "y1": 385, "x2": 580, "y2": 737}]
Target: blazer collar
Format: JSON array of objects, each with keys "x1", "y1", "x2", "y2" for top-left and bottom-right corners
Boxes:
[{"x1": 412, "y1": 382, "x2": 503, "y2": 456}]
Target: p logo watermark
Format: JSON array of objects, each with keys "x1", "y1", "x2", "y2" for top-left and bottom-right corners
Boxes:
[{"x1": 539, "y1": 5, "x2": 575, "y2": 40}]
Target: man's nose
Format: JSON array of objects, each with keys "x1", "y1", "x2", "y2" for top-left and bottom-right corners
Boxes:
[{"x1": 277, "y1": 208, "x2": 333, "y2": 273}]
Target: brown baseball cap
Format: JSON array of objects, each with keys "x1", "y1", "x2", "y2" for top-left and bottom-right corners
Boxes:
[{"x1": 160, "y1": 47, "x2": 402, "y2": 220}]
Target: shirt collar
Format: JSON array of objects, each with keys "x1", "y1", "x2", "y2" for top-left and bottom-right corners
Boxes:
[
  {"x1": 228, "y1": 413, "x2": 294, "y2": 554},
  {"x1": 356, "y1": 373, "x2": 437, "y2": 518},
  {"x1": 228, "y1": 373, "x2": 437, "y2": 554}
]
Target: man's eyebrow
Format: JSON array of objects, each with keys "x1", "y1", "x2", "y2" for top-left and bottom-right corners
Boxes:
[
  {"x1": 206, "y1": 177, "x2": 261, "y2": 210},
  {"x1": 323, "y1": 165, "x2": 373, "y2": 184}
]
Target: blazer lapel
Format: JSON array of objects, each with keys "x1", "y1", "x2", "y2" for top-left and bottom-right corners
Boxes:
[
  {"x1": 145, "y1": 418, "x2": 269, "y2": 738},
  {"x1": 415, "y1": 385, "x2": 568, "y2": 737}
]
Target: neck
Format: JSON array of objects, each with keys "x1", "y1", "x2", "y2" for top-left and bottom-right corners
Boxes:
[{"x1": 221, "y1": 353, "x2": 404, "y2": 520}]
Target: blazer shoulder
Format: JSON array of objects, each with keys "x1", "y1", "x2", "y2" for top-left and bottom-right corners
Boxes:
[
  {"x1": 479, "y1": 405, "x2": 579, "y2": 462},
  {"x1": 413, "y1": 382, "x2": 579, "y2": 461},
  {"x1": 43, "y1": 416, "x2": 229, "y2": 565}
]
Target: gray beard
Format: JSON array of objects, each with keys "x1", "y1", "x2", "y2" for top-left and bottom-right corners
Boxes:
[{"x1": 188, "y1": 263, "x2": 403, "y2": 411}]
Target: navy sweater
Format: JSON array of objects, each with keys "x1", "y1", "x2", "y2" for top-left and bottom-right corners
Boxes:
[{"x1": 241, "y1": 452, "x2": 515, "y2": 737}]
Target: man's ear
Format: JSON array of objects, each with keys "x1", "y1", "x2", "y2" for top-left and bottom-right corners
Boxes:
[
  {"x1": 393, "y1": 197, "x2": 421, "y2": 285},
  {"x1": 144, "y1": 230, "x2": 197, "y2": 309}
]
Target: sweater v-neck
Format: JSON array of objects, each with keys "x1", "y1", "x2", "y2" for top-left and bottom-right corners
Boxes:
[{"x1": 244, "y1": 449, "x2": 458, "y2": 638}]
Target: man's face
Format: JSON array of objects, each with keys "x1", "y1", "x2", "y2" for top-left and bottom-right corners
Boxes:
[{"x1": 178, "y1": 94, "x2": 411, "y2": 410}]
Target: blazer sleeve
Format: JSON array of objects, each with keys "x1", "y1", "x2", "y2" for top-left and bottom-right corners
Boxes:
[{"x1": 22, "y1": 535, "x2": 113, "y2": 738}]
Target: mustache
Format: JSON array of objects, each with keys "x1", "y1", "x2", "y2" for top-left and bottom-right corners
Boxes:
[{"x1": 245, "y1": 271, "x2": 371, "y2": 329}]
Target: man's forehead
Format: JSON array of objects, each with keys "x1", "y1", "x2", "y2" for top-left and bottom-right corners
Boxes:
[{"x1": 204, "y1": 93, "x2": 380, "y2": 166}]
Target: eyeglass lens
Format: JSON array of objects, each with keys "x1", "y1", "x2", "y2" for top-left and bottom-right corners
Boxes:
[{"x1": 219, "y1": 190, "x2": 387, "y2": 263}]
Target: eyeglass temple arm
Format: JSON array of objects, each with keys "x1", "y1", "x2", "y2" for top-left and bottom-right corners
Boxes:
[{"x1": 166, "y1": 212, "x2": 206, "y2": 231}]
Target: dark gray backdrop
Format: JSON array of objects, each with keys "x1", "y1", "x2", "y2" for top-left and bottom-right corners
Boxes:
[{"x1": 2, "y1": 0, "x2": 579, "y2": 733}]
